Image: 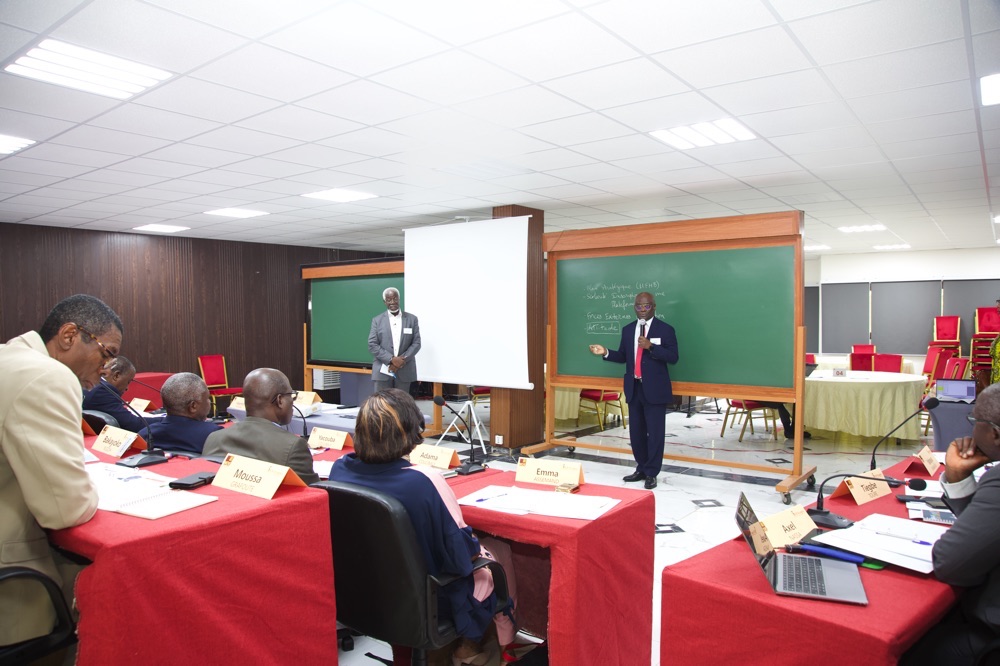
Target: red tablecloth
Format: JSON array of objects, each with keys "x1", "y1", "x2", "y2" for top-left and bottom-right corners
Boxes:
[
  {"x1": 660, "y1": 459, "x2": 959, "y2": 665},
  {"x1": 453, "y1": 471, "x2": 655, "y2": 665},
  {"x1": 121, "y1": 371, "x2": 173, "y2": 410},
  {"x1": 51, "y1": 446, "x2": 338, "y2": 665}
]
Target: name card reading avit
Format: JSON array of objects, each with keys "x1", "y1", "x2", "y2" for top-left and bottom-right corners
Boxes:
[
  {"x1": 212, "y1": 453, "x2": 305, "y2": 499},
  {"x1": 228, "y1": 396, "x2": 245, "y2": 411},
  {"x1": 409, "y1": 443, "x2": 459, "y2": 470},
  {"x1": 829, "y1": 468, "x2": 893, "y2": 506},
  {"x1": 91, "y1": 425, "x2": 143, "y2": 458},
  {"x1": 514, "y1": 457, "x2": 585, "y2": 487},
  {"x1": 307, "y1": 427, "x2": 350, "y2": 450},
  {"x1": 129, "y1": 398, "x2": 151, "y2": 413}
]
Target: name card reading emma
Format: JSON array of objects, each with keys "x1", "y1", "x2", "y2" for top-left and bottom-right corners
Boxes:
[
  {"x1": 212, "y1": 453, "x2": 305, "y2": 499},
  {"x1": 91, "y1": 425, "x2": 145, "y2": 458},
  {"x1": 756, "y1": 505, "x2": 818, "y2": 548},
  {"x1": 307, "y1": 427, "x2": 350, "y2": 450},
  {"x1": 228, "y1": 396, "x2": 245, "y2": 412},
  {"x1": 829, "y1": 468, "x2": 893, "y2": 506},
  {"x1": 515, "y1": 457, "x2": 585, "y2": 487},
  {"x1": 128, "y1": 397, "x2": 151, "y2": 413},
  {"x1": 410, "y1": 443, "x2": 459, "y2": 470}
]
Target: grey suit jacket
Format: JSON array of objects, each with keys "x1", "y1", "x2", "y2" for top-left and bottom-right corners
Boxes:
[
  {"x1": 0, "y1": 332, "x2": 98, "y2": 645},
  {"x1": 368, "y1": 310, "x2": 421, "y2": 383},
  {"x1": 935, "y1": 465, "x2": 1000, "y2": 632},
  {"x1": 203, "y1": 416, "x2": 319, "y2": 485}
]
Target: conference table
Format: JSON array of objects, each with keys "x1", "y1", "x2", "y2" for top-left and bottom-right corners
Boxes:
[
  {"x1": 660, "y1": 458, "x2": 958, "y2": 664},
  {"x1": 228, "y1": 402, "x2": 361, "y2": 436},
  {"x1": 803, "y1": 369, "x2": 927, "y2": 439},
  {"x1": 51, "y1": 441, "x2": 339, "y2": 665}
]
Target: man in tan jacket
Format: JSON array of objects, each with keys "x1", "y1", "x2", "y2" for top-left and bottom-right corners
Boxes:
[{"x1": 0, "y1": 294, "x2": 122, "y2": 646}]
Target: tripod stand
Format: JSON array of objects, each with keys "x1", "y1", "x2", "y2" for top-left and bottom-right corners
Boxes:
[{"x1": 436, "y1": 399, "x2": 488, "y2": 474}]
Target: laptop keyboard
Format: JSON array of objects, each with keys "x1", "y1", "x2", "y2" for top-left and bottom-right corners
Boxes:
[{"x1": 782, "y1": 555, "x2": 826, "y2": 596}]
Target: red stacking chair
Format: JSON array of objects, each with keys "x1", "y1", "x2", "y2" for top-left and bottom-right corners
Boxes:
[
  {"x1": 873, "y1": 353, "x2": 904, "y2": 373},
  {"x1": 805, "y1": 354, "x2": 816, "y2": 365},
  {"x1": 851, "y1": 344, "x2": 876, "y2": 353},
  {"x1": 720, "y1": 399, "x2": 778, "y2": 442},
  {"x1": 577, "y1": 389, "x2": 625, "y2": 431},
  {"x1": 849, "y1": 352, "x2": 875, "y2": 371},
  {"x1": 929, "y1": 315, "x2": 961, "y2": 357},
  {"x1": 197, "y1": 354, "x2": 243, "y2": 416},
  {"x1": 470, "y1": 386, "x2": 491, "y2": 407}
]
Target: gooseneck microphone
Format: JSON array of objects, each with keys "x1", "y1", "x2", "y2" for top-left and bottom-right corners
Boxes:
[
  {"x1": 128, "y1": 378, "x2": 163, "y2": 393},
  {"x1": 291, "y1": 403, "x2": 310, "y2": 438},
  {"x1": 94, "y1": 380, "x2": 168, "y2": 468},
  {"x1": 807, "y1": 473, "x2": 928, "y2": 529},
  {"x1": 869, "y1": 397, "x2": 940, "y2": 470},
  {"x1": 433, "y1": 395, "x2": 484, "y2": 475}
]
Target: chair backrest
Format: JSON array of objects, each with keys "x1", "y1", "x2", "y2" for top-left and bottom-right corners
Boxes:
[
  {"x1": 922, "y1": 345, "x2": 948, "y2": 375},
  {"x1": 955, "y1": 357, "x2": 970, "y2": 379},
  {"x1": 934, "y1": 315, "x2": 960, "y2": 341},
  {"x1": 82, "y1": 410, "x2": 119, "y2": 431},
  {"x1": 873, "y1": 353, "x2": 903, "y2": 373},
  {"x1": 849, "y1": 352, "x2": 874, "y2": 371},
  {"x1": 851, "y1": 344, "x2": 876, "y2": 354},
  {"x1": 976, "y1": 307, "x2": 1000, "y2": 333},
  {"x1": 805, "y1": 353, "x2": 816, "y2": 365},
  {"x1": 314, "y1": 480, "x2": 447, "y2": 649},
  {"x1": 942, "y1": 356, "x2": 970, "y2": 380},
  {"x1": 197, "y1": 354, "x2": 229, "y2": 389},
  {"x1": 930, "y1": 349, "x2": 957, "y2": 380},
  {"x1": 0, "y1": 567, "x2": 76, "y2": 666}
]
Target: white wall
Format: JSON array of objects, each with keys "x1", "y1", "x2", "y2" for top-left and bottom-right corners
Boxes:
[{"x1": 816, "y1": 248, "x2": 1000, "y2": 284}]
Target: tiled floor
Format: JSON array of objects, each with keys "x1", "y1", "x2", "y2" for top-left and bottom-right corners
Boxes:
[{"x1": 336, "y1": 399, "x2": 932, "y2": 665}]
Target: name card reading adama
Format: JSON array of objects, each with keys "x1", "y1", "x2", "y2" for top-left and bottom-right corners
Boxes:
[
  {"x1": 756, "y1": 505, "x2": 818, "y2": 548},
  {"x1": 515, "y1": 457, "x2": 585, "y2": 487},
  {"x1": 410, "y1": 443, "x2": 459, "y2": 470},
  {"x1": 129, "y1": 398, "x2": 151, "y2": 413},
  {"x1": 307, "y1": 427, "x2": 350, "y2": 450},
  {"x1": 901, "y1": 445, "x2": 941, "y2": 476},
  {"x1": 91, "y1": 425, "x2": 145, "y2": 458},
  {"x1": 212, "y1": 453, "x2": 305, "y2": 499},
  {"x1": 228, "y1": 396, "x2": 245, "y2": 411},
  {"x1": 829, "y1": 468, "x2": 893, "y2": 506}
]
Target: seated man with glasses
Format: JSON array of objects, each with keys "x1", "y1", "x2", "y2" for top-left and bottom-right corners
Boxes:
[
  {"x1": 202, "y1": 368, "x2": 318, "y2": 484},
  {"x1": 82, "y1": 355, "x2": 145, "y2": 432},
  {"x1": 137, "y1": 373, "x2": 221, "y2": 456}
]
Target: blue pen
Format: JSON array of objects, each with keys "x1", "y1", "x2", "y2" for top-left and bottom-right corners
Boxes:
[
  {"x1": 787, "y1": 543, "x2": 865, "y2": 564},
  {"x1": 875, "y1": 531, "x2": 932, "y2": 546},
  {"x1": 476, "y1": 493, "x2": 506, "y2": 503}
]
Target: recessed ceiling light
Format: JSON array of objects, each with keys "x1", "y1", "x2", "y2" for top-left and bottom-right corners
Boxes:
[
  {"x1": 204, "y1": 208, "x2": 269, "y2": 218},
  {"x1": 837, "y1": 224, "x2": 886, "y2": 233},
  {"x1": 993, "y1": 214, "x2": 999, "y2": 224},
  {"x1": 133, "y1": 224, "x2": 190, "y2": 233},
  {"x1": 803, "y1": 244, "x2": 830, "y2": 252},
  {"x1": 0, "y1": 134, "x2": 36, "y2": 154},
  {"x1": 4, "y1": 39, "x2": 172, "y2": 99},
  {"x1": 982, "y1": 73, "x2": 1000, "y2": 106},
  {"x1": 302, "y1": 188, "x2": 378, "y2": 203},
  {"x1": 649, "y1": 118, "x2": 755, "y2": 150},
  {"x1": 873, "y1": 244, "x2": 910, "y2": 250}
]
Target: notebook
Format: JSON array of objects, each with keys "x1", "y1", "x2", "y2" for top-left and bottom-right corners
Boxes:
[
  {"x1": 936, "y1": 378, "x2": 976, "y2": 403},
  {"x1": 735, "y1": 492, "x2": 868, "y2": 605}
]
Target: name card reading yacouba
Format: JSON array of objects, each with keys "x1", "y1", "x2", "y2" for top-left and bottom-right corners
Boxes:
[
  {"x1": 515, "y1": 457, "x2": 585, "y2": 487},
  {"x1": 129, "y1": 397, "x2": 151, "y2": 413},
  {"x1": 307, "y1": 427, "x2": 350, "y2": 450},
  {"x1": 212, "y1": 453, "x2": 306, "y2": 499},
  {"x1": 901, "y1": 445, "x2": 941, "y2": 476},
  {"x1": 228, "y1": 396, "x2": 245, "y2": 411},
  {"x1": 756, "y1": 505, "x2": 818, "y2": 548},
  {"x1": 91, "y1": 425, "x2": 146, "y2": 458},
  {"x1": 829, "y1": 468, "x2": 893, "y2": 506},
  {"x1": 409, "y1": 443, "x2": 459, "y2": 470}
]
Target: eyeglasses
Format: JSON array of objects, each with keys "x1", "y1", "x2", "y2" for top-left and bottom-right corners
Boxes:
[
  {"x1": 271, "y1": 391, "x2": 298, "y2": 404},
  {"x1": 75, "y1": 324, "x2": 117, "y2": 361},
  {"x1": 634, "y1": 303, "x2": 654, "y2": 311},
  {"x1": 967, "y1": 415, "x2": 1000, "y2": 430}
]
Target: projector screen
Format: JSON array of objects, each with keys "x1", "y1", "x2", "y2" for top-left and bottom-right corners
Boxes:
[{"x1": 404, "y1": 216, "x2": 532, "y2": 390}]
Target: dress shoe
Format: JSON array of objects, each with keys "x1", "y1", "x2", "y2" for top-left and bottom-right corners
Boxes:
[
  {"x1": 622, "y1": 471, "x2": 646, "y2": 483},
  {"x1": 644, "y1": 476, "x2": 658, "y2": 489}
]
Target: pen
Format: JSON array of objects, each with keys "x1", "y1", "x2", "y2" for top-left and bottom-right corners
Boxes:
[
  {"x1": 786, "y1": 543, "x2": 865, "y2": 564},
  {"x1": 476, "y1": 494, "x2": 506, "y2": 503},
  {"x1": 875, "y1": 531, "x2": 932, "y2": 546}
]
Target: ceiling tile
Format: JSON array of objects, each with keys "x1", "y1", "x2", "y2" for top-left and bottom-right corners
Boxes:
[
  {"x1": 456, "y1": 86, "x2": 587, "y2": 128},
  {"x1": 236, "y1": 105, "x2": 364, "y2": 143},
  {"x1": 298, "y1": 80, "x2": 435, "y2": 127},
  {"x1": 0, "y1": 73, "x2": 119, "y2": 121},
  {"x1": 50, "y1": 125, "x2": 172, "y2": 155},
  {"x1": 186, "y1": 126, "x2": 302, "y2": 155},
  {"x1": 521, "y1": 113, "x2": 633, "y2": 145},
  {"x1": 143, "y1": 0, "x2": 333, "y2": 39},
  {"x1": 371, "y1": 50, "x2": 526, "y2": 106},
  {"x1": 18, "y1": 142, "x2": 127, "y2": 167},
  {"x1": 848, "y1": 80, "x2": 975, "y2": 124},
  {"x1": 704, "y1": 69, "x2": 839, "y2": 116},
  {"x1": 136, "y1": 78, "x2": 283, "y2": 124},
  {"x1": 88, "y1": 105, "x2": 221, "y2": 141},
  {"x1": 603, "y1": 92, "x2": 728, "y2": 132},
  {"x1": 543, "y1": 58, "x2": 690, "y2": 110},
  {"x1": 143, "y1": 143, "x2": 249, "y2": 168},
  {"x1": 823, "y1": 40, "x2": 970, "y2": 99},
  {"x1": 0, "y1": 108, "x2": 75, "y2": 142}
]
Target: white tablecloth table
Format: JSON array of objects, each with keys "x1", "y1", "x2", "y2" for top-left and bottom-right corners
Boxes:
[{"x1": 803, "y1": 370, "x2": 927, "y2": 439}]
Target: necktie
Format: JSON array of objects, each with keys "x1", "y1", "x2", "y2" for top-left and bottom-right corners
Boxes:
[{"x1": 636, "y1": 322, "x2": 646, "y2": 378}]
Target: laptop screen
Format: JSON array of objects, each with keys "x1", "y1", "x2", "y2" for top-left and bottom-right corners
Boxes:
[{"x1": 936, "y1": 378, "x2": 976, "y2": 402}]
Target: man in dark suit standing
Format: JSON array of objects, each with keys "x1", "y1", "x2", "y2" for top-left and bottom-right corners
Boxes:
[
  {"x1": 589, "y1": 292, "x2": 679, "y2": 489},
  {"x1": 368, "y1": 287, "x2": 421, "y2": 395}
]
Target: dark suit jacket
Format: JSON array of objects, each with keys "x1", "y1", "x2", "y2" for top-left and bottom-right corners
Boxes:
[
  {"x1": 604, "y1": 317, "x2": 679, "y2": 405},
  {"x1": 82, "y1": 379, "x2": 146, "y2": 433},
  {"x1": 138, "y1": 415, "x2": 221, "y2": 456},
  {"x1": 368, "y1": 310, "x2": 421, "y2": 382},
  {"x1": 936, "y1": 465, "x2": 1000, "y2": 633},
  {"x1": 203, "y1": 416, "x2": 319, "y2": 484}
]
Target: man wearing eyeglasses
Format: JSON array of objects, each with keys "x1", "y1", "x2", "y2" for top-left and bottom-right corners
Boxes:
[
  {"x1": 368, "y1": 287, "x2": 421, "y2": 395},
  {"x1": 903, "y1": 383, "x2": 1000, "y2": 663},
  {"x1": 588, "y1": 292, "x2": 679, "y2": 490},
  {"x1": 81, "y1": 355, "x2": 145, "y2": 432},
  {"x1": 0, "y1": 294, "x2": 122, "y2": 647},
  {"x1": 202, "y1": 368, "x2": 319, "y2": 484}
]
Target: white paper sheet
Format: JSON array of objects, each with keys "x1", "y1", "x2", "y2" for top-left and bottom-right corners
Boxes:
[
  {"x1": 813, "y1": 513, "x2": 949, "y2": 573},
  {"x1": 457, "y1": 485, "x2": 621, "y2": 520}
]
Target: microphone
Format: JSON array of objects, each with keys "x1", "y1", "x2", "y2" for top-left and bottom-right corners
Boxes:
[
  {"x1": 433, "y1": 395, "x2": 484, "y2": 475},
  {"x1": 292, "y1": 403, "x2": 310, "y2": 438},
  {"x1": 807, "y1": 473, "x2": 928, "y2": 529},
  {"x1": 94, "y1": 381, "x2": 168, "y2": 468},
  {"x1": 869, "y1": 397, "x2": 940, "y2": 470}
]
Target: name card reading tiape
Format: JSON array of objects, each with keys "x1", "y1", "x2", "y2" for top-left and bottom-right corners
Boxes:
[
  {"x1": 829, "y1": 468, "x2": 893, "y2": 506},
  {"x1": 756, "y1": 505, "x2": 818, "y2": 548},
  {"x1": 128, "y1": 398, "x2": 151, "y2": 413},
  {"x1": 91, "y1": 425, "x2": 144, "y2": 458},
  {"x1": 901, "y1": 445, "x2": 941, "y2": 476},
  {"x1": 212, "y1": 453, "x2": 305, "y2": 499},
  {"x1": 409, "y1": 443, "x2": 459, "y2": 470},
  {"x1": 514, "y1": 457, "x2": 585, "y2": 487},
  {"x1": 307, "y1": 427, "x2": 350, "y2": 450},
  {"x1": 228, "y1": 396, "x2": 245, "y2": 411}
]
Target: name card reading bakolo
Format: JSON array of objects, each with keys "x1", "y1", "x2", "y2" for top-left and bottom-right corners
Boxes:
[
  {"x1": 307, "y1": 427, "x2": 350, "y2": 450},
  {"x1": 829, "y1": 468, "x2": 892, "y2": 506},
  {"x1": 409, "y1": 443, "x2": 459, "y2": 470},
  {"x1": 91, "y1": 425, "x2": 143, "y2": 458},
  {"x1": 212, "y1": 453, "x2": 305, "y2": 499},
  {"x1": 228, "y1": 396, "x2": 245, "y2": 411},
  {"x1": 515, "y1": 457, "x2": 584, "y2": 487},
  {"x1": 129, "y1": 398, "x2": 151, "y2": 413},
  {"x1": 756, "y1": 505, "x2": 818, "y2": 548}
]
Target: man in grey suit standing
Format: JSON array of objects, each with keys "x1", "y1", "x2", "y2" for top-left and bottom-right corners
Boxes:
[{"x1": 368, "y1": 287, "x2": 421, "y2": 395}]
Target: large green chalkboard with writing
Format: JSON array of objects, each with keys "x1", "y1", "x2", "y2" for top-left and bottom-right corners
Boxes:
[
  {"x1": 556, "y1": 245, "x2": 795, "y2": 387},
  {"x1": 309, "y1": 274, "x2": 404, "y2": 366}
]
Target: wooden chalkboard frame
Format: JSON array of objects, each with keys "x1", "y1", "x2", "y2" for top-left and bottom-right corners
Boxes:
[{"x1": 532, "y1": 212, "x2": 814, "y2": 498}]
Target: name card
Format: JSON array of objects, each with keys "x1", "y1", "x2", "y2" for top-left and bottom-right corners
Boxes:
[
  {"x1": 832, "y1": 368, "x2": 848, "y2": 377},
  {"x1": 82, "y1": 418, "x2": 97, "y2": 436},
  {"x1": 129, "y1": 398, "x2": 151, "y2": 413},
  {"x1": 903, "y1": 445, "x2": 941, "y2": 476},
  {"x1": 228, "y1": 396, "x2": 245, "y2": 411},
  {"x1": 514, "y1": 457, "x2": 585, "y2": 487},
  {"x1": 212, "y1": 453, "x2": 305, "y2": 499},
  {"x1": 295, "y1": 390, "x2": 322, "y2": 415},
  {"x1": 91, "y1": 425, "x2": 144, "y2": 458},
  {"x1": 829, "y1": 468, "x2": 893, "y2": 505},
  {"x1": 307, "y1": 427, "x2": 350, "y2": 450},
  {"x1": 747, "y1": 520, "x2": 775, "y2": 557},
  {"x1": 409, "y1": 443, "x2": 459, "y2": 470},
  {"x1": 756, "y1": 505, "x2": 818, "y2": 548}
]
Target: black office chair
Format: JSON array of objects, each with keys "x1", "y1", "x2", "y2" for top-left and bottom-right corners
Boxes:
[
  {"x1": 313, "y1": 480, "x2": 509, "y2": 666},
  {"x1": 0, "y1": 567, "x2": 77, "y2": 666},
  {"x1": 82, "y1": 410, "x2": 119, "y2": 432}
]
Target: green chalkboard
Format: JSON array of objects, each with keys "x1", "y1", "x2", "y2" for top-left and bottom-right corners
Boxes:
[
  {"x1": 309, "y1": 274, "x2": 404, "y2": 366},
  {"x1": 556, "y1": 246, "x2": 795, "y2": 388}
]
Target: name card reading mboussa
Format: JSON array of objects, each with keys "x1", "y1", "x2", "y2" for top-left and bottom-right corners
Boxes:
[
  {"x1": 307, "y1": 427, "x2": 350, "y2": 450},
  {"x1": 212, "y1": 453, "x2": 306, "y2": 499},
  {"x1": 410, "y1": 443, "x2": 459, "y2": 470},
  {"x1": 756, "y1": 505, "x2": 818, "y2": 549},
  {"x1": 829, "y1": 468, "x2": 893, "y2": 506},
  {"x1": 228, "y1": 396, "x2": 245, "y2": 411},
  {"x1": 91, "y1": 425, "x2": 145, "y2": 458},
  {"x1": 128, "y1": 397, "x2": 151, "y2": 413},
  {"x1": 515, "y1": 457, "x2": 585, "y2": 487}
]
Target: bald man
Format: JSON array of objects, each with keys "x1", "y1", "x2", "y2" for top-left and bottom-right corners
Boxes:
[{"x1": 202, "y1": 368, "x2": 318, "y2": 484}]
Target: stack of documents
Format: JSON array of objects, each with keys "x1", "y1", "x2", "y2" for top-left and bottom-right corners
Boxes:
[
  {"x1": 812, "y1": 513, "x2": 949, "y2": 573},
  {"x1": 86, "y1": 463, "x2": 218, "y2": 520},
  {"x1": 458, "y1": 485, "x2": 620, "y2": 520}
]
